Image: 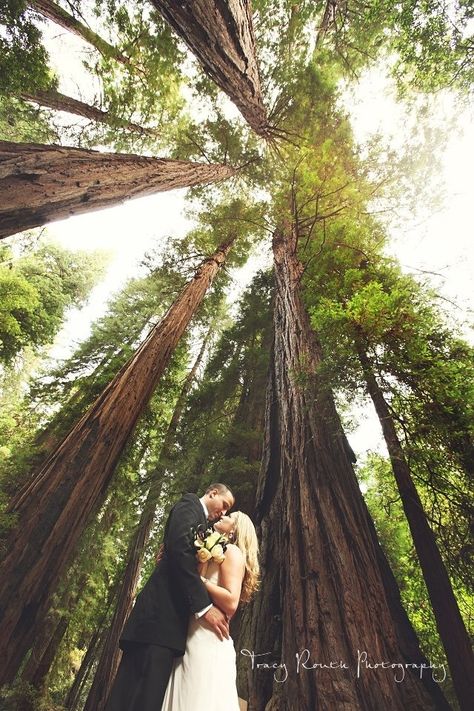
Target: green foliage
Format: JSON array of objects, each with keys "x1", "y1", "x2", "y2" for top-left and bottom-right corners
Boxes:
[
  {"x1": 252, "y1": 1, "x2": 327, "y2": 99},
  {"x1": 386, "y1": 0, "x2": 474, "y2": 95},
  {"x1": 0, "y1": 228, "x2": 236, "y2": 509},
  {"x1": 173, "y1": 111, "x2": 265, "y2": 182},
  {"x1": 0, "y1": 241, "x2": 107, "y2": 526},
  {"x1": 0, "y1": 241, "x2": 108, "y2": 367},
  {"x1": 0, "y1": 95, "x2": 58, "y2": 142},
  {"x1": 359, "y1": 452, "x2": 471, "y2": 708},
  {"x1": 23, "y1": 258, "x2": 186, "y2": 454},
  {"x1": 80, "y1": 4, "x2": 189, "y2": 150},
  {"x1": 0, "y1": 0, "x2": 56, "y2": 93},
  {"x1": 254, "y1": 0, "x2": 474, "y2": 101}
]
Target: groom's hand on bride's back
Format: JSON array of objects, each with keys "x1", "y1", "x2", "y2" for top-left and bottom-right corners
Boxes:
[{"x1": 202, "y1": 605, "x2": 230, "y2": 640}]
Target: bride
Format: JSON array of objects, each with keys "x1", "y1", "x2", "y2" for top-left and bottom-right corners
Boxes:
[{"x1": 161, "y1": 511, "x2": 259, "y2": 710}]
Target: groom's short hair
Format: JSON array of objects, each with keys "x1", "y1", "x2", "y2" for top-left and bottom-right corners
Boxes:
[{"x1": 204, "y1": 482, "x2": 233, "y2": 498}]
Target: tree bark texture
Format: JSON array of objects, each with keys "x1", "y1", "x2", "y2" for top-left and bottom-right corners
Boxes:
[
  {"x1": 151, "y1": 0, "x2": 270, "y2": 137},
  {"x1": 0, "y1": 141, "x2": 235, "y2": 239},
  {"x1": 244, "y1": 226, "x2": 451, "y2": 710},
  {"x1": 0, "y1": 237, "x2": 235, "y2": 684},
  {"x1": 29, "y1": 0, "x2": 130, "y2": 64},
  {"x1": 356, "y1": 338, "x2": 474, "y2": 711},
  {"x1": 84, "y1": 333, "x2": 210, "y2": 711},
  {"x1": 19, "y1": 90, "x2": 153, "y2": 135}
]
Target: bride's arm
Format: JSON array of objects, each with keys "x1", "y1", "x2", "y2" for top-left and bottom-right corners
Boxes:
[{"x1": 200, "y1": 545, "x2": 245, "y2": 618}]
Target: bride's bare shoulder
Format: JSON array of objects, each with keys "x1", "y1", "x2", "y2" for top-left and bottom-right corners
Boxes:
[{"x1": 224, "y1": 543, "x2": 244, "y2": 567}]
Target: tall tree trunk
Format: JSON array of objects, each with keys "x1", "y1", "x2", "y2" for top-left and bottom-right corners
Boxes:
[
  {"x1": 16, "y1": 607, "x2": 69, "y2": 711},
  {"x1": 0, "y1": 141, "x2": 235, "y2": 239},
  {"x1": 355, "y1": 337, "x2": 474, "y2": 711},
  {"x1": 19, "y1": 89, "x2": 154, "y2": 135},
  {"x1": 151, "y1": 0, "x2": 271, "y2": 138},
  {"x1": 244, "y1": 226, "x2": 451, "y2": 710},
  {"x1": 0, "y1": 237, "x2": 235, "y2": 684},
  {"x1": 314, "y1": 0, "x2": 339, "y2": 48},
  {"x1": 21, "y1": 601, "x2": 69, "y2": 689},
  {"x1": 64, "y1": 627, "x2": 102, "y2": 711},
  {"x1": 224, "y1": 329, "x2": 270, "y2": 517},
  {"x1": 29, "y1": 0, "x2": 130, "y2": 64},
  {"x1": 64, "y1": 578, "x2": 121, "y2": 711},
  {"x1": 84, "y1": 331, "x2": 211, "y2": 711},
  {"x1": 29, "y1": 617, "x2": 69, "y2": 690}
]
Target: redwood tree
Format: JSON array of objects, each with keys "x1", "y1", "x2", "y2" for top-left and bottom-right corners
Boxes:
[
  {"x1": 355, "y1": 335, "x2": 474, "y2": 711},
  {"x1": 0, "y1": 235, "x2": 235, "y2": 684},
  {"x1": 151, "y1": 0, "x2": 271, "y2": 137},
  {"x1": 0, "y1": 141, "x2": 235, "y2": 239},
  {"x1": 243, "y1": 226, "x2": 451, "y2": 711}
]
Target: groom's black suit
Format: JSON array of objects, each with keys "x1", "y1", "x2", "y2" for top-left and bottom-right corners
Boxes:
[{"x1": 105, "y1": 493, "x2": 212, "y2": 711}]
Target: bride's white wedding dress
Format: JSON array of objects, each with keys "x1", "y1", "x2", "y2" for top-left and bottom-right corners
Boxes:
[{"x1": 160, "y1": 559, "x2": 240, "y2": 710}]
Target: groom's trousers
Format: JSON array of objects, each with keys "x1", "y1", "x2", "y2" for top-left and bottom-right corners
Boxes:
[{"x1": 104, "y1": 642, "x2": 174, "y2": 711}]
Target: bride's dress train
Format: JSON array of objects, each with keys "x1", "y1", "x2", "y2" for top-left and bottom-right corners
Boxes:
[{"x1": 160, "y1": 559, "x2": 240, "y2": 710}]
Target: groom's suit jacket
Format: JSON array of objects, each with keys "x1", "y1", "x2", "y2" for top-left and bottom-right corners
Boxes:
[{"x1": 120, "y1": 493, "x2": 212, "y2": 655}]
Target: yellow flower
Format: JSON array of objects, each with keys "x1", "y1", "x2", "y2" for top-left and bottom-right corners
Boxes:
[
  {"x1": 194, "y1": 539, "x2": 204, "y2": 548},
  {"x1": 204, "y1": 531, "x2": 222, "y2": 550},
  {"x1": 197, "y1": 547, "x2": 212, "y2": 563},
  {"x1": 211, "y1": 544, "x2": 225, "y2": 563}
]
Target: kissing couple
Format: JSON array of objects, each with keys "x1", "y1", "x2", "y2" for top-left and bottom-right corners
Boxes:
[{"x1": 105, "y1": 483, "x2": 259, "y2": 710}]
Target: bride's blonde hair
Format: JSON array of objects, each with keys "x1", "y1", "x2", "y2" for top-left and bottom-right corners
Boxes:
[{"x1": 231, "y1": 511, "x2": 260, "y2": 603}]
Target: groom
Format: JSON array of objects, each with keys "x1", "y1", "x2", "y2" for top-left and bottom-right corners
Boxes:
[{"x1": 105, "y1": 483, "x2": 235, "y2": 711}]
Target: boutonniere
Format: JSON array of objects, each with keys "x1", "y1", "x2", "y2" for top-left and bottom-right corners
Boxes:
[{"x1": 192, "y1": 524, "x2": 229, "y2": 564}]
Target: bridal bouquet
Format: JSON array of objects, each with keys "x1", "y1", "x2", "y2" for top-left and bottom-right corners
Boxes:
[{"x1": 192, "y1": 524, "x2": 229, "y2": 564}]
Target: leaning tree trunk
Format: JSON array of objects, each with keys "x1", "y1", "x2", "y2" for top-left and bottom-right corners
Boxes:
[
  {"x1": 151, "y1": 0, "x2": 271, "y2": 138},
  {"x1": 0, "y1": 141, "x2": 235, "y2": 239},
  {"x1": 27, "y1": 617, "x2": 68, "y2": 691},
  {"x1": 355, "y1": 337, "x2": 474, "y2": 711},
  {"x1": 244, "y1": 226, "x2": 451, "y2": 711},
  {"x1": 64, "y1": 577, "x2": 121, "y2": 711},
  {"x1": 19, "y1": 493, "x2": 125, "y2": 702},
  {"x1": 64, "y1": 628, "x2": 101, "y2": 711},
  {"x1": 29, "y1": 0, "x2": 130, "y2": 64},
  {"x1": 16, "y1": 601, "x2": 70, "y2": 711},
  {"x1": 20, "y1": 583, "x2": 74, "y2": 691},
  {"x1": 314, "y1": 0, "x2": 339, "y2": 47},
  {"x1": 0, "y1": 236, "x2": 236, "y2": 684},
  {"x1": 84, "y1": 331, "x2": 210, "y2": 711},
  {"x1": 19, "y1": 89, "x2": 154, "y2": 135}
]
